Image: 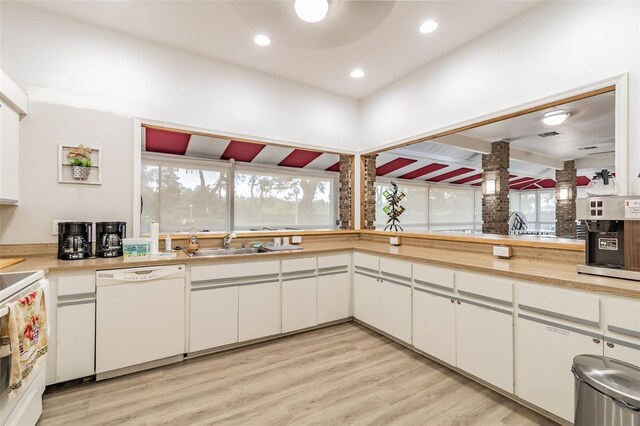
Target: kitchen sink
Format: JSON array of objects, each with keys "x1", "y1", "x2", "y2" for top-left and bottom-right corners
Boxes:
[{"x1": 185, "y1": 247, "x2": 269, "y2": 257}]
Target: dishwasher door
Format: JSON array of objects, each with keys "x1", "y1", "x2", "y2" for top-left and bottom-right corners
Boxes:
[{"x1": 96, "y1": 265, "x2": 186, "y2": 376}]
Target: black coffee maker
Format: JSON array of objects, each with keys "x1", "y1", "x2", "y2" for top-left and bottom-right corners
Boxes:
[
  {"x1": 96, "y1": 222, "x2": 126, "y2": 258},
  {"x1": 58, "y1": 222, "x2": 92, "y2": 260}
]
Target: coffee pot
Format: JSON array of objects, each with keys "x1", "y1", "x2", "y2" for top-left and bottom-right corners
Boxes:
[{"x1": 586, "y1": 169, "x2": 617, "y2": 196}]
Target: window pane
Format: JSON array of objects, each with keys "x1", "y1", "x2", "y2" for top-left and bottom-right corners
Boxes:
[
  {"x1": 519, "y1": 192, "x2": 537, "y2": 223},
  {"x1": 234, "y1": 169, "x2": 334, "y2": 230},
  {"x1": 375, "y1": 182, "x2": 428, "y2": 231},
  {"x1": 539, "y1": 190, "x2": 556, "y2": 223},
  {"x1": 141, "y1": 160, "x2": 228, "y2": 233},
  {"x1": 430, "y1": 187, "x2": 475, "y2": 231}
]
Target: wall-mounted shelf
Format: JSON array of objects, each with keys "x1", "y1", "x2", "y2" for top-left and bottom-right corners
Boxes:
[{"x1": 58, "y1": 144, "x2": 102, "y2": 185}]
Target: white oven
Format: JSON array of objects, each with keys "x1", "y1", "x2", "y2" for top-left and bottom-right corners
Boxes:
[{"x1": 0, "y1": 270, "x2": 48, "y2": 426}]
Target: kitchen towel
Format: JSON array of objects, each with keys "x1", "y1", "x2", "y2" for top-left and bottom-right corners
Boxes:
[
  {"x1": 150, "y1": 222, "x2": 159, "y2": 254},
  {"x1": 0, "y1": 289, "x2": 48, "y2": 394}
]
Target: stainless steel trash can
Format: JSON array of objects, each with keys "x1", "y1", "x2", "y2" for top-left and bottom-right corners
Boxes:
[{"x1": 572, "y1": 355, "x2": 640, "y2": 426}]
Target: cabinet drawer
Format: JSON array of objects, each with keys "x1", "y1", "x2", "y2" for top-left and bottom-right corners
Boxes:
[
  {"x1": 604, "y1": 298, "x2": 640, "y2": 338},
  {"x1": 58, "y1": 271, "x2": 96, "y2": 296},
  {"x1": 380, "y1": 257, "x2": 411, "y2": 281},
  {"x1": 354, "y1": 252, "x2": 379, "y2": 274},
  {"x1": 517, "y1": 282, "x2": 600, "y2": 327},
  {"x1": 413, "y1": 264, "x2": 454, "y2": 291},
  {"x1": 191, "y1": 260, "x2": 279, "y2": 282},
  {"x1": 318, "y1": 253, "x2": 349, "y2": 269},
  {"x1": 282, "y1": 257, "x2": 317, "y2": 274},
  {"x1": 455, "y1": 271, "x2": 512, "y2": 304}
]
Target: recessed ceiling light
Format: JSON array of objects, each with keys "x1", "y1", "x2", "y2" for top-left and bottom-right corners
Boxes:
[
  {"x1": 542, "y1": 110, "x2": 570, "y2": 126},
  {"x1": 419, "y1": 20, "x2": 439, "y2": 34},
  {"x1": 295, "y1": 0, "x2": 329, "y2": 23},
  {"x1": 254, "y1": 34, "x2": 271, "y2": 46},
  {"x1": 350, "y1": 69, "x2": 364, "y2": 79}
]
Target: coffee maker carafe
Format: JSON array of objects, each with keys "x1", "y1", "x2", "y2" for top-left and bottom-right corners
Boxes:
[
  {"x1": 58, "y1": 222, "x2": 92, "y2": 260},
  {"x1": 96, "y1": 222, "x2": 126, "y2": 258}
]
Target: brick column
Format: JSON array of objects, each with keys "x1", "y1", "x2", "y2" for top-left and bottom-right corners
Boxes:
[
  {"x1": 555, "y1": 160, "x2": 577, "y2": 238},
  {"x1": 482, "y1": 141, "x2": 510, "y2": 235},
  {"x1": 338, "y1": 155, "x2": 353, "y2": 229},
  {"x1": 362, "y1": 154, "x2": 377, "y2": 230}
]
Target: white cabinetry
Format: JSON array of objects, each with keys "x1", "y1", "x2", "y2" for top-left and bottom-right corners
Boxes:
[
  {"x1": 282, "y1": 257, "x2": 317, "y2": 333},
  {"x1": 455, "y1": 272, "x2": 514, "y2": 393},
  {"x1": 412, "y1": 264, "x2": 456, "y2": 365},
  {"x1": 189, "y1": 273, "x2": 239, "y2": 352},
  {"x1": 603, "y1": 297, "x2": 640, "y2": 366},
  {"x1": 237, "y1": 261, "x2": 281, "y2": 342},
  {"x1": 317, "y1": 254, "x2": 350, "y2": 324},
  {"x1": 0, "y1": 71, "x2": 27, "y2": 205},
  {"x1": 515, "y1": 283, "x2": 602, "y2": 422},
  {"x1": 379, "y1": 258, "x2": 412, "y2": 343},
  {"x1": 353, "y1": 252, "x2": 380, "y2": 328},
  {"x1": 55, "y1": 271, "x2": 96, "y2": 383}
]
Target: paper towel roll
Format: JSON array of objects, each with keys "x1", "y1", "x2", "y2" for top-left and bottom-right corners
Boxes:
[{"x1": 150, "y1": 222, "x2": 159, "y2": 254}]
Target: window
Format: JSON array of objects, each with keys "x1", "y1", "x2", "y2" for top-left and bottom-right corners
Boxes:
[
  {"x1": 140, "y1": 153, "x2": 337, "y2": 233},
  {"x1": 510, "y1": 189, "x2": 557, "y2": 234},
  {"x1": 141, "y1": 156, "x2": 229, "y2": 233},
  {"x1": 375, "y1": 179, "x2": 481, "y2": 232},
  {"x1": 234, "y1": 167, "x2": 335, "y2": 231}
]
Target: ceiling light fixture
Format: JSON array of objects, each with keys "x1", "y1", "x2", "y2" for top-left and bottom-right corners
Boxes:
[
  {"x1": 542, "y1": 110, "x2": 570, "y2": 126},
  {"x1": 350, "y1": 68, "x2": 364, "y2": 79},
  {"x1": 294, "y1": 0, "x2": 329, "y2": 23},
  {"x1": 254, "y1": 34, "x2": 271, "y2": 46},
  {"x1": 419, "y1": 20, "x2": 439, "y2": 34}
]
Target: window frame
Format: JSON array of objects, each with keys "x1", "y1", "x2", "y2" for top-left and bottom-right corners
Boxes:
[{"x1": 140, "y1": 152, "x2": 339, "y2": 234}]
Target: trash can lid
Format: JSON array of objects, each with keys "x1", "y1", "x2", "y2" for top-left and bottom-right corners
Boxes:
[{"x1": 573, "y1": 355, "x2": 640, "y2": 408}]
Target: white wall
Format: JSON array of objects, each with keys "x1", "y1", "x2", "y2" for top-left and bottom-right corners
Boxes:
[
  {"x1": 0, "y1": 102, "x2": 133, "y2": 243},
  {"x1": 1, "y1": 3, "x2": 359, "y2": 152},
  {"x1": 0, "y1": 3, "x2": 360, "y2": 243},
  {"x1": 360, "y1": 1, "x2": 640, "y2": 178}
]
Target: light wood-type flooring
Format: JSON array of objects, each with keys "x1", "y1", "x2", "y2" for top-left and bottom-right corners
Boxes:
[{"x1": 40, "y1": 322, "x2": 557, "y2": 425}]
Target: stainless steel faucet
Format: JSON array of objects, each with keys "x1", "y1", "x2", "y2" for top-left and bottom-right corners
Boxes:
[{"x1": 223, "y1": 232, "x2": 237, "y2": 249}]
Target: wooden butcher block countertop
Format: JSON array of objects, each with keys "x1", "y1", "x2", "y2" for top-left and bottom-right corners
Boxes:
[{"x1": 1, "y1": 238, "x2": 638, "y2": 299}]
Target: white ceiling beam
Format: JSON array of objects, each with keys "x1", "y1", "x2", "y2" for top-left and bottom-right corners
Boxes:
[
  {"x1": 574, "y1": 153, "x2": 615, "y2": 169},
  {"x1": 431, "y1": 134, "x2": 492, "y2": 154},
  {"x1": 510, "y1": 148, "x2": 564, "y2": 170}
]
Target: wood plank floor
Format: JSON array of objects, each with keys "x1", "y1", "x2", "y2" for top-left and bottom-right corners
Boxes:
[{"x1": 40, "y1": 323, "x2": 557, "y2": 425}]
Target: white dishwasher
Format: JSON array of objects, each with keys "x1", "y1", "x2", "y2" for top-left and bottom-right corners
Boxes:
[{"x1": 96, "y1": 264, "x2": 186, "y2": 380}]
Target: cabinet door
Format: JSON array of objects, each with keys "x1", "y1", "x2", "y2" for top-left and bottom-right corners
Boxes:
[
  {"x1": 189, "y1": 285, "x2": 238, "y2": 352},
  {"x1": 238, "y1": 280, "x2": 281, "y2": 342},
  {"x1": 604, "y1": 338, "x2": 640, "y2": 367},
  {"x1": 56, "y1": 300, "x2": 95, "y2": 382},
  {"x1": 282, "y1": 276, "x2": 317, "y2": 333},
  {"x1": 413, "y1": 287, "x2": 456, "y2": 365},
  {"x1": 353, "y1": 271, "x2": 380, "y2": 328},
  {"x1": 317, "y1": 271, "x2": 350, "y2": 323},
  {"x1": 456, "y1": 300, "x2": 513, "y2": 393},
  {"x1": 380, "y1": 278, "x2": 411, "y2": 343},
  {"x1": 516, "y1": 315, "x2": 602, "y2": 422},
  {"x1": 0, "y1": 100, "x2": 20, "y2": 203}
]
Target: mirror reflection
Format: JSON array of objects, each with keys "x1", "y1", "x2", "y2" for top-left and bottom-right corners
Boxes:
[{"x1": 373, "y1": 90, "x2": 615, "y2": 239}]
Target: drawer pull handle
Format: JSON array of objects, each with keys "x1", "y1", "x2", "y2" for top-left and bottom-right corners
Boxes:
[
  {"x1": 456, "y1": 300, "x2": 461, "y2": 305},
  {"x1": 607, "y1": 342, "x2": 615, "y2": 348},
  {"x1": 450, "y1": 299, "x2": 454, "y2": 304},
  {"x1": 593, "y1": 338, "x2": 601, "y2": 344}
]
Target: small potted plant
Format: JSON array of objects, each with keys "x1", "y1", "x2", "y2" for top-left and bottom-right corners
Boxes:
[{"x1": 69, "y1": 157, "x2": 92, "y2": 180}]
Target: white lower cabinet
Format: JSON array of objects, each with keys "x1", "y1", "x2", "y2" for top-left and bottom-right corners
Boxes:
[
  {"x1": 190, "y1": 284, "x2": 238, "y2": 352},
  {"x1": 603, "y1": 297, "x2": 640, "y2": 366},
  {"x1": 603, "y1": 337, "x2": 640, "y2": 366},
  {"x1": 456, "y1": 300, "x2": 513, "y2": 393},
  {"x1": 353, "y1": 270, "x2": 380, "y2": 329},
  {"x1": 515, "y1": 315, "x2": 602, "y2": 422},
  {"x1": 238, "y1": 280, "x2": 281, "y2": 341},
  {"x1": 317, "y1": 271, "x2": 350, "y2": 323},
  {"x1": 379, "y1": 277, "x2": 412, "y2": 343},
  {"x1": 282, "y1": 276, "x2": 317, "y2": 333},
  {"x1": 413, "y1": 286, "x2": 456, "y2": 365},
  {"x1": 56, "y1": 297, "x2": 95, "y2": 382}
]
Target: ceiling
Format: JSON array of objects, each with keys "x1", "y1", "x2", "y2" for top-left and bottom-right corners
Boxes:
[
  {"x1": 20, "y1": 0, "x2": 541, "y2": 98},
  {"x1": 378, "y1": 91, "x2": 616, "y2": 189},
  {"x1": 143, "y1": 128, "x2": 340, "y2": 172}
]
